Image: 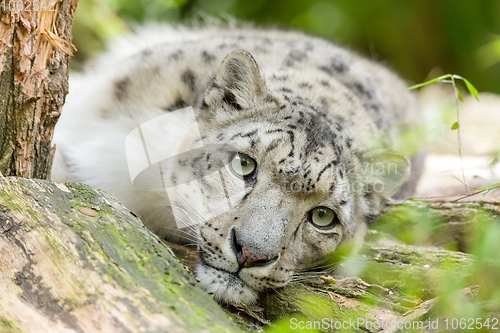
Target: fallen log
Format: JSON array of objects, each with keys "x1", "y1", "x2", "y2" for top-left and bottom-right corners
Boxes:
[{"x1": 0, "y1": 175, "x2": 240, "y2": 333}]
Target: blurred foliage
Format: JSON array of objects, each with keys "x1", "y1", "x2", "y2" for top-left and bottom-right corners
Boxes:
[
  {"x1": 72, "y1": 0, "x2": 500, "y2": 93},
  {"x1": 367, "y1": 205, "x2": 500, "y2": 332},
  {"x1": 260, "y1": 203, "x2": 500, "y2": 332}
]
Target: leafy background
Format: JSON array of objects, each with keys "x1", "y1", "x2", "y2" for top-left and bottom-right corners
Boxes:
[{"x1": 72, "y1": 0, "x2": 500, "y2": 93}]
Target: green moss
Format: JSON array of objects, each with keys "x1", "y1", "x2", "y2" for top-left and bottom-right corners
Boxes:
[
  {"x1": 65, "y1": 190, "x2": 234, "y2": 330},
  {"x1": 66, "y1": 183, "x2": 101, "y2": 203},
  {"x1": 0, "y1": 185, "x2": 43, "y2": 228},
  {"x1": 0, "y1": 318, "x2": 22, "y2": 333}
]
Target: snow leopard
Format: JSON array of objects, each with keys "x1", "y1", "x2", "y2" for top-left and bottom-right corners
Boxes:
[{"x1": 52, "y1": 24, "x2": 425, "y2": 305}]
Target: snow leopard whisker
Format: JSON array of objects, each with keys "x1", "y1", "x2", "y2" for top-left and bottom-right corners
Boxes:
[
  {"x1": 169, "y1": 204, "x2": 203, "y2": 234},
  {"x1": 159, "y1": 227, "x2": 198, "y2": 243},
  {"x1": 155, "y1": 191, "x2": 203, "y2": 231},
  {"x1": 157, "y1": 206, "x2": 199, "y2": 240},
  {"x1": 294, "y1": 268, "x2": 336, "y2": 276},
  {"x1": 157, "y1": 205, "x2": 199, "y2": 238},
  {"x1": 270, "y1": 287, "x2": 285, "y2": 299},
  {"x1": 289, "y1": 275, "x2": 325, "y2": 283},
  {"x1": 168, "y1": 187, "x2": 208, "y2": 224},
  {"x1": 296, "y1": 262, "x2": 338, "y2": 272},
  {"x1": 161, "y1": 200, "x2": 201, "y2": 230},
  {"x1": 155, "y1": 194, "x2": 202, "y2": 231},
  {"x1": 291, "y1": 268, "x2": 337, "y2": 281}
]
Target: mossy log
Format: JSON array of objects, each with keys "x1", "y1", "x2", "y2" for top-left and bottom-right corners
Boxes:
[
  {"x1": 377, "y1": 199, "x2": 500, "y2": 252},
  {"x1": 0, "y1": 175, "x2": 240, "y2": 333},
  {"x1": 1, "y1": 175, "x2": 497, "y2": 332}
]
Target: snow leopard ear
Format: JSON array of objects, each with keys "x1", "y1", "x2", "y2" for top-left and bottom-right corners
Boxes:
[
  {"x1": 362, "y1": 151, "x2": 410, "y2": 198},
  {"x1": 202, "y1": 50, "x2": 267, "y2": 112}
]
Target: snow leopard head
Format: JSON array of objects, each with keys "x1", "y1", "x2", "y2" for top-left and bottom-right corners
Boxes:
[{"x1": 167, "y1": 50, "x2": 410, "y2": 304}]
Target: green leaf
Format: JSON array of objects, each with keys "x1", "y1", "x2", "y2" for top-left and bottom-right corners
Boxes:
[
  {"x1": 456, "y1": 87, "x2": 463, "y2": 102},
  {"x1": 452, "y1": 75, "x2": 479, "y2": 100},
  {"x1": 463, "y1": 78, "x2": 479, "y2": 100},
  {"x1": 404, "y1": 74, "x2": 451, "y2": 91},
  {"x1": 451, "y1": 122, "x2": 460, "y2": 130},
  {"x1": 404, "y1": 74, "x2": 479, "y2": 102},
  {"x1": 474, "y1": 183, "x2": 500, "y2": 192}
]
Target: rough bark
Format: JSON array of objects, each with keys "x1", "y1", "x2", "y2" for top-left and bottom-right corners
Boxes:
[
  {"x1": 0, "y1": 0, "x2": 77, "y2": 179},
  {"x1": 0, "y1": 175, "x2": 240, "y2": 333}
]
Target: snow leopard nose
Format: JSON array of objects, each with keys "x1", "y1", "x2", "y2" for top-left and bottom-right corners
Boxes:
[{"x1": 231, "y1": 229, "x2": 272, "y2": 269}]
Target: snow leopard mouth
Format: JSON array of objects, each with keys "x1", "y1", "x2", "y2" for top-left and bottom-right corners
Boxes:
[{"x1": 196, "y1": 260, "x2": 259, "y2": 304}]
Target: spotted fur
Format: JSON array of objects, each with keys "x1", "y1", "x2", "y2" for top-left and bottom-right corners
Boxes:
[{"x1": 52, "y1": 25, "x2": 425, "y2": 304}]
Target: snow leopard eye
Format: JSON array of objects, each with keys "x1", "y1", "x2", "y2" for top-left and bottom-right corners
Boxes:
[
  {"x1": 308, "y1": 207, "x2": 337, "y2": 229},
  {"x1": 230, "y1": 153, "x2": 257, "y2": 178}
]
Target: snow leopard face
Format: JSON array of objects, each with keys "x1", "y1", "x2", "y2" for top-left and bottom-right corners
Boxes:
[{"x1": 166, "y1": 51, "x2": 410, "y2": 304}]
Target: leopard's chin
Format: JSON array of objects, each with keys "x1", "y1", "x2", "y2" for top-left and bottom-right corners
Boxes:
[{"x1": 196, "y1": 263, "x2": 259, "y2": 304}]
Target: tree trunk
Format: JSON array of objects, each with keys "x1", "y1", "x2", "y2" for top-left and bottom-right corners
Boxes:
[
  {"x1": 0, "y1": 0, "x2": 77, "y2": 179},
  {"x1": 0, "y1": 175, "x2": 240, "y2": 333}
]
